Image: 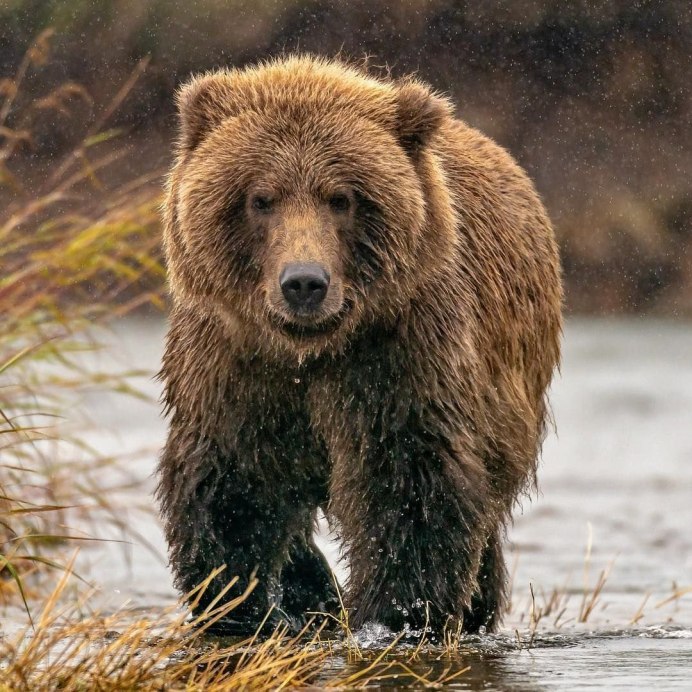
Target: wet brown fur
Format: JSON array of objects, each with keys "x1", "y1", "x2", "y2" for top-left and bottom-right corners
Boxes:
[{"x1": 157, "y1": 55, "x2": 562, "y2": 636}]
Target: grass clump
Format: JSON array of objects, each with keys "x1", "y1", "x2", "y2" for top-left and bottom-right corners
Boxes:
[{"x1": 0, "y1": 564, "x2": 468, "y2": 690}]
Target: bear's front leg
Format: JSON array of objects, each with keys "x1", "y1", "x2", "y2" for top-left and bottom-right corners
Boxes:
[
  {"x1": 343, "y1": 426, "x2": 495, "y2": 634},
  {"x1": 157, "y1": 410, "x2": 326, "y2": 636},
  {"x1": 313, "y1": 363, "x2": 500, "y2": 635}
]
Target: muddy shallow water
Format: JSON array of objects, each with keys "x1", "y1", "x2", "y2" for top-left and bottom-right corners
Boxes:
[{"x1": 22, "y1": 318, "x2": 692, "y2": 688}]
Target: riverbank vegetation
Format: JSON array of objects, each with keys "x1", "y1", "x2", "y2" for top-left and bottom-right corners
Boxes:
[{"x1": 1, "y1": 29, "x2": 162, "y2": 611}]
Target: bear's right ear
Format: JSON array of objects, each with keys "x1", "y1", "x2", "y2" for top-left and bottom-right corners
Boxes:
[{"x1": 176, "y1": 73, "x2": 238, "y2": 151}]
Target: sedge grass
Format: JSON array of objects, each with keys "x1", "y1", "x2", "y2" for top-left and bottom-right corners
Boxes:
[
  {"x1": 1, "y1": 30, "x2": 164, "y2": 602},
  {"x1": 0, "y1": 562, "x2": 469, "y2": 690}
]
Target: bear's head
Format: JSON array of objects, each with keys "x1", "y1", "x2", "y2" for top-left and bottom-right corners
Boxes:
[{"x1": 164, "y1": 56, "x2": 458, "y2": 358}]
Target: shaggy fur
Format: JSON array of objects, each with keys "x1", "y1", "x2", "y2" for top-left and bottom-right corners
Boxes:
[{"x1": 157, "y1": 55, "x2": 562, "y2": 636}]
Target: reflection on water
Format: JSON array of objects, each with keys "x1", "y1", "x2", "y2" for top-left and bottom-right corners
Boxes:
[
  {"x1": 38, "y1": 318, "x2": 692, "y2": 687},
  {"x1": 317, "y1": 630, "x2": 692, "y2": 690}
]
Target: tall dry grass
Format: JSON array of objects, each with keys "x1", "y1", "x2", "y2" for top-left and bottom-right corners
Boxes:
[
  {"x1": 1, "y1": 29, "x2": 164, "y2": 605},
  {"x1": 0, "y1": 560, "x2": 467, "y2": 689}
]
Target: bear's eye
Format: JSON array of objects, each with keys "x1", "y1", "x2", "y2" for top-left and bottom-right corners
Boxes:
[
  {"x1": 328, "y1": 193, "x2": 351, "y2": 213},
  {"x1": 251, "y1": 195, "x2": 274, "y2": 212}
]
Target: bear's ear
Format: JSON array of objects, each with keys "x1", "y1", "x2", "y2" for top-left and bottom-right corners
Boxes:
[
  {"x1": 176, "y1": 73, "x2": 239, "y2": 151},
  {"x1": 395, "y1": 79, "x2": 453, "y2": 156}
]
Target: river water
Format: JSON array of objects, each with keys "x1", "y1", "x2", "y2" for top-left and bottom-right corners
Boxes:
[{"x1": 27, "y1": 318, "x2": 692, "y2": 688}]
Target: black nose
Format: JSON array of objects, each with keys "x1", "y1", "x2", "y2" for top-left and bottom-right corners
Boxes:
[{"x1": 280, "y1": 263, "x2": 330, "y2": 311}]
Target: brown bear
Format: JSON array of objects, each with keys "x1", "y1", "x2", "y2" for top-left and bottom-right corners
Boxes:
[{"x1": 157, "y1": 55, "x2": 562, "y2": 637}]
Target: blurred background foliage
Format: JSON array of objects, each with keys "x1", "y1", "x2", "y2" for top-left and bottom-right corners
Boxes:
[{"x1": 1, "y1": 0, "x2": 691, "y2": 315}]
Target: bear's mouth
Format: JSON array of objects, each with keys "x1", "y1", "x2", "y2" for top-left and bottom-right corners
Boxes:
[{"x1": 269, "y1": 302, "x2": 351, "y2": 340}]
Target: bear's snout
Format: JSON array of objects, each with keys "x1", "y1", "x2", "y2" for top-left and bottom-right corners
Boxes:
[{"x1": 279, "y1": 263, "x2": 330, "y2": 313}]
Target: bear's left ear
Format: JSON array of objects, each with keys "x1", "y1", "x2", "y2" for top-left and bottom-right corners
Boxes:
[{"x1": 395, "y1": 79, "x2": 453, "y2": 156}]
